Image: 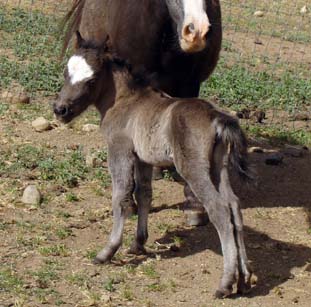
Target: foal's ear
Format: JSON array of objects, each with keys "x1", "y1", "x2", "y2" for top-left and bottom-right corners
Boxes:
[{"x1": 76, "y1": 31, "x2": 85, "y2": 48}]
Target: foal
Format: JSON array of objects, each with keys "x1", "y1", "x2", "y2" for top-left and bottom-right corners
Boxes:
[{"x1": 54, "y1": 34, "x2": 252, "y2": 298}]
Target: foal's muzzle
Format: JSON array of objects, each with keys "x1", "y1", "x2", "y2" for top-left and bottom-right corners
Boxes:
[{"x1": 53, "y1": 104, "x2": 69, "y2": 118}]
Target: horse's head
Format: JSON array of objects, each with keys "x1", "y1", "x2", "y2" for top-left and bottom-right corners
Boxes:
[
  {"x1": 166, "y1": 0, "x2": 211, "y2": 53},
  {"x1": 54, "y1": 32, "x2": 108, "y2": 123}
]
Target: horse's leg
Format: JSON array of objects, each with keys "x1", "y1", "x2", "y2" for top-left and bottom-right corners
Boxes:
[
  {"x1": 94, "y1": 138, "x2": 135, "y2": 264},
  {"x1": 128, "y1": 160, "x2": 153, "y2": 255},
  {"x1": 218, "y1": 163, "x2": 252, "y2": 294},
  {"x1": 175, "y1": 159, "x2": 238, "y2": 298}
]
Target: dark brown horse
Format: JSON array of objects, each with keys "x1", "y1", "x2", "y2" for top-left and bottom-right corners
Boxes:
[
  {"x1": 53, "y1": 35, "x2": 252, "y2": 298},
  {"x1": 62, "y1": 0, "x2": 222, "y2": 98}
]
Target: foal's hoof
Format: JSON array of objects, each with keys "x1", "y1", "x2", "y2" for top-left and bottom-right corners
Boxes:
[
  {"x1": 127, "y1": 244, "x2": 147, "y2": 256},
  {"x1": 237, "y1": 273, "x2": 253, "y2": 295},
  {"x1": 152, "y1": 167, "x2": 163, "y2": 180},
  {"x1": 93, "y1": 254, "x2": 111, "y2": 265},
  {"x1": 214, "y1": 286, "x2": 233, "y2": 299},
  {"x1": 185, "y1": 209, "x2": 209, "y2": 226}
]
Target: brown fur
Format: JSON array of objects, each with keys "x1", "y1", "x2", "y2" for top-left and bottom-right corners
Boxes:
[
  {"x1": 61, "y1": 0, "x2": 222, "y2": 97},
  {"x1": 54, "y1": 40, "x2": 253, "y2": 298}
]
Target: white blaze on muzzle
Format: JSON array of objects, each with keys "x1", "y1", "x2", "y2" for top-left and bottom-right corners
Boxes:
[
  {"x1": 182, "y1": 0, "x2": 210, "y2": 35},
  {"x1": 67, "y1": 55, "x2": 94, "y2": 85}
]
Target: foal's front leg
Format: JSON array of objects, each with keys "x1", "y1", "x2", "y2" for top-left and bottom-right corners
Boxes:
[
  {"x1": 129, "y1": 160, "x2": 153, "y2": 255},
  {"x1": 94, "y1": 140, "x2": 135, "y2": 264}
]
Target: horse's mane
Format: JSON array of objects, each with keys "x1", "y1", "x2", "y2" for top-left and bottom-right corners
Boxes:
[{"x1": 60, "y1": 0, "x2": 86, "y2": 58}]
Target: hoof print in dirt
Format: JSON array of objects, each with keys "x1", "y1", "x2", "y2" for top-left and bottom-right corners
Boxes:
[{"x1": 265, "y1": 153, "x2": 284, "y2": 165}]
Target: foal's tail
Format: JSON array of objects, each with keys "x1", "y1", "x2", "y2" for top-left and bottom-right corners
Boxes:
[{"x1": 214, "y1": 116, "x2": 252, "y2": 181}]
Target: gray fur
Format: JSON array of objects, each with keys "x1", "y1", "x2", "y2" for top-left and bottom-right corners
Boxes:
[{"x1": 53, "y1": 40, "x2": 252, "y2": 298}]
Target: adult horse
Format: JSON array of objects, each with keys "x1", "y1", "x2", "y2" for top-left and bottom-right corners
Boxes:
[
  {"x1": 62, "y1": 0, "x2": 222, "y2": 97},
  {"x1": 61, "y1": 0, "x2": 222, "y2": 225}
]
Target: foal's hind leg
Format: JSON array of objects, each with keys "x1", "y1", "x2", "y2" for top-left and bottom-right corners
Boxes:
[
  {"x1": 219, "y1": 166, "x2": 252, "y2": 294},
  {"x1": 129, "y1": 160, "x2": 153, "y2": 255},
  {"x1": 94, "y1": 139, "x2": 135, "y2": 264},
  {"x1": 175, "y1": 161, "x2": 239, "y2": 298}
]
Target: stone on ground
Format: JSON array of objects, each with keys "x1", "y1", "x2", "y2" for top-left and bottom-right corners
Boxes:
[
  {"x1": 22, "y1": 185, "x2": 41, "y2": 205},
  {"x1": 82, "y1": 124, "x2": 99, "y2": 132},
  {"x1": 32, "y1": 117, "x2": 51, "y2": 132}
]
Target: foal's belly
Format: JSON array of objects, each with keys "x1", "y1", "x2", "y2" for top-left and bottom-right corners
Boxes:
[{"x1": 132, "y1": 126, "x2": 173, "y2": 167}]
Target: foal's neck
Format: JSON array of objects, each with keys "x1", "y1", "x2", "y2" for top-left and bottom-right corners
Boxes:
[{"x1": 111, "y1": 68, "x2": 150, "y2": 103}]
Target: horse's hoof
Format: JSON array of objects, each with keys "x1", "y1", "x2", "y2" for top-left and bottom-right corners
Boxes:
[
  {"x1": 185, "y1": 209, "x2": 209, "y2": 226},
  {"x1": 214, "y1": 286, "x2": 233, "y2": 299}
]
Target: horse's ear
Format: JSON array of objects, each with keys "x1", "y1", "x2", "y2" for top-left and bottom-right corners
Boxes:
[{"x1": 76, "y1": 31, "x2": 85, "y2": 48}]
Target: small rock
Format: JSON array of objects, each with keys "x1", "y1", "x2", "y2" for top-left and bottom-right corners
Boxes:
[
  {"x1": 254, "y1": 10, "x2": 264, "y2": 17},
  {"x1": 236, "y1": 108, "x2": 251, "y2": 119},
  {"x1": 82, "y1": 124, "x2": 99, "y2": 132},
  {"x1": 254, "y1": 38, "x2": 263, "y2": 45},
  {"x1": 86, "y1": 154, "x2": 97, "y2": 168},
  {"x1": 230, "y1": 110, "x2": 238, "y2": 117},
  {"x1": 22, "y1": 185, "x2": 41, "y2": 205},
  {"x1": 12, "y1": 93, "x2": 30, "y2": 104},
  {"x1": 251, "y1": 110, "x2": 266, "y2": 123},
  {"x1": 300, "y1": 5, "x2": 308, "y2": 15},
  {"x1": 32, "y1": 117, "x2": 51, "y2": 132},
  {"x1": 1, "y1": 91, "x2": 30, "y2": 104},
  {"x1": 265, "y1": 153, "x2": 284, "y2": 165},
  {"x1": 292, "y1": 112, "x2": 310, "y2": 121},
  {"x1": 249, "y1": 146, "x2": 264, "y2": 153}
]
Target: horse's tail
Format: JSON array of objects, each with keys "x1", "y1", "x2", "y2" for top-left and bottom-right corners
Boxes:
[
  {"x1": 59, "y1": 0, "x2": 86, "y2": 59},
  {"x1": 214, "y1": 116, "x2": 253, "y2": 181}
]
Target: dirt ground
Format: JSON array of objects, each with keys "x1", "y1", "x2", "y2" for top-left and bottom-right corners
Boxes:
[
  {"x1": 1, "y1": 109, "x2": 311, "y2": 306},
  {"x1": 1, "y1": 1, "x2": 311, "y2": 306}
]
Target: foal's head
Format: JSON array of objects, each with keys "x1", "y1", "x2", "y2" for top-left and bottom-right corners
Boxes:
[
  {"x1": 54, "y1": 32, "x2": 112, "y2": 123},
  {"x1": 166, "y1": 0, "x2": 211, "y2": 53}
]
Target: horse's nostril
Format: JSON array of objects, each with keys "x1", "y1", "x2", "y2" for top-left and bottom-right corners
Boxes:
[{"x1": 54, "y1": 105, "x2": 68, "y2": 117}]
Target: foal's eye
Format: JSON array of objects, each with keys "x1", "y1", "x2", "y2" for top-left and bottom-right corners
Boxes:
[{"x1": 88, "y1": 79, "x2": 96, "y2": 85}]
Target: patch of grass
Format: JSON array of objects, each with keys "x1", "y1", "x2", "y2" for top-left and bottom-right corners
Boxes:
[
  {"x1": 56, "y1": 227, "x2": 73, "y2": 240},
  {"x1": 66, "y1": 272, "x2": 89, "y2": 287},
  {"x1": 146, "y1": 282, "x2": 166, "y2": 292},
  {"x1": 141, "y1": 264, "x2": 159, "y2": 279},
  {"x1": 65, "y1": 192, "x2": 79, "y2": 202},
  {"x1": 38, "y1": 149, "x2": 88, "y2": 187},
  {"x1": 39, "y1": 244, "x2": 70, "y2": 257},
  {"x1": 245, "y1": 125, "x2": 311, "y2": 147},
  {"x1": 104, "y1": 278, "x2": 117, "y2": 293},
  {"x1": 201, "y1": 62, "x2": 311, "y2": 112},
  {"x1": 85, "y1": 249, "x2": 98, "y2": 260},
  {"x1": 31, "y1": 262, "x2": 60, "y2": 289},
  {"x1": 122, "y1": 288, "x2": 134, "y2": 301},
  {"x1": 0, "y1": 7, "x2": 63, "y2": 95},
  {"x1": 0, "y1": 268, "x2": 24, "y2": 293}
]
